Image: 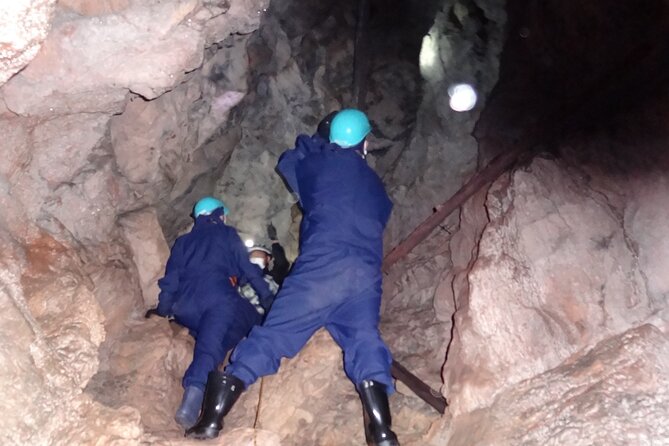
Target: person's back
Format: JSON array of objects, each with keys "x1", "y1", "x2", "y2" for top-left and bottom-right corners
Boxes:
[
  {"x1": 171, "y1": 212, "x2": 251, "y2": 304},
  {"x1": 296, "y1": 142, "x2": 392, "y2": 261}
]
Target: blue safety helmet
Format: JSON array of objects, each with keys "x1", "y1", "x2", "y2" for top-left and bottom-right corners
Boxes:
[
  {"x1": 193, "y1": 196, "x2": 229, "y2": 217},
  {"x1": 329, "y1": 109, "x2": 372, "y2": 148}
]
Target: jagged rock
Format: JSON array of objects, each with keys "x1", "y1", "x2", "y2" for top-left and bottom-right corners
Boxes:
[
  {"x1": 0, "y1": 230, "x2": 145, "y2": 445},
  {"x1": 444, "y1": 324, "x2": 669, "y2": 446},
  {"x1": 119, "y1": 208, "x2": 171, "y2": 308},
  {"x1": 250, "y1": 328, "x2": 436, "y2": 445},
  {"x1": 433, "y1": 188, "x2": 489, "y2": 324},
  {"x1": 89, "y1": 263, "x2": 143, "y2": 344},
  {"x1": 32, "y1": 113, "x2": 110, "y2": 185},
  {"x1": 200, "y1": 0, "x2": 271, "y2": 46},
  {"x1": 21, "y1": 232, "x2": 106, "y2": 388},
  {"x1": 444, "y1": 157, "x2": 655, "y2": 415},
  {"x1": 0, "y1": 0, "x2": 56, "y2": 85},
  {"x1": 382, "y1": 226, "x2": 454, "y2": 391},
  {"x1": 1, "y1": 1, "x2": 205, "y2": 116},
  {"x1": 146, "y1": 428, "x2": 282, "y2": 446},
  {"x1": 1, "y1": 0, "x2": 264, "y2": 117},
  {"x1": 0, "y1": 0, "x2": 269, "y2": 442},
  {"x1": 86, "y1": 318, "x2": 192, "y2": 435},
  {"x1": 253, "y1": 329, "x2": 367, "y2": 444}
]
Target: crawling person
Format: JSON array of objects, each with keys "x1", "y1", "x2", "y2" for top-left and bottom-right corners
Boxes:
[{"x1": 145, "y1": 197, "x2": 274, "y2": 429}]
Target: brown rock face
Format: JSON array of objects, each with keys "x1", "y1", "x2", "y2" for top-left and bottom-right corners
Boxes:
[
  {"x1": 2, "y1": 0, "x2": 669, "y2": 444},
  {"x1": 119, "y1": 208, "x2": 171, "y2": 308},
  {"x1": 445, "y1": 157, "x2": 655, "y2": 415},
  {"x1": 243, "y1": 329, "x2": 436, "y2": 445},
  {"x1": 0, "y1": 0, "x2": 268, "y2": 443},
  {"x1": 444, "y1": 324, "x2": 669, "y2": 446},
  {"x1": 0, "y1": 230, "x2": 145, "y2": 445}
]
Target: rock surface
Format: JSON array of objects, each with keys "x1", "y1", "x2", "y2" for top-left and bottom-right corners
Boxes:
[
  {"x1": 444, "y1": 156, "x2": 655, "y2": 415},
  {"x1": 2, "y1": 0, "x2": 669, "y2": 444},
  {"x1": 438, "y1": 93, "x2": 669, "y2": 444},
  {"x1": 383, "y1": 0, "x2": 506, "y2": 246},
  {"x1": 0, "y1": 0, "x2": 56, "y2": 84},
  {"x1": 119, "y1": 208, "x2": 171, "y2": 308},
  {"x1": 0, "y1": 230, "x2": 145, "y2": 446},
  {"x1": 444, "y1": 324, "x2": 669, "y2": 446},
  {"x1": 0, "y1": 0, "x2": 270, "y2": 444}
]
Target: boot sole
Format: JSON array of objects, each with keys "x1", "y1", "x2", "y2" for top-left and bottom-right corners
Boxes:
[
  {"x1": 175, "y1": 412, "x2": 198, "y2": 430},
  {"x1": 185, "y1": 426, "x2": 221, "y2": 440},
  {"x1": 370, "y1": 440, "x2": 400, "y2": 446}
]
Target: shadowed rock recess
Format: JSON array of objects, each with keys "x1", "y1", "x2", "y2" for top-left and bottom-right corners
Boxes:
[{"x1": 1, "y1": 0, "x2": 668, "y2": 445}]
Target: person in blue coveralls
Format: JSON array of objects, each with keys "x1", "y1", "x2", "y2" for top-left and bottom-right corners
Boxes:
[
  {"x1": 145, "y1": 197, "x2": 274, "y2": 430},
  {"x1": 187, "y1": 110, "x2": 400, "y2": 446}
]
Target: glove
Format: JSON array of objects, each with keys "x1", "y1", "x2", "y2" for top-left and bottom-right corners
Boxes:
[{"x1": 267, "y1": 223, "x2": 278, "y2": 241}]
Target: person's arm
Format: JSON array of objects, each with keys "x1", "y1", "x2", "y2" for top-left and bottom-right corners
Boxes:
[
  {"x1": 229, "y1": 228, "x2": 274, "y2": 310},
  {"x1": 277, "y1": 134, "x2": 324, "y2": 202},
  {"x1": 277, "y1": 149, "x2": 301, "y2": 200},
  {"x1": 155, "y1": 238, "x2": 183, "y2": 317}
]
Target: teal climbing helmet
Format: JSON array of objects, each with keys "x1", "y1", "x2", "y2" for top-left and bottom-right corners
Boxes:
[
  {"x1": 329, "y1": 108, "x2": 372, "y2": 148},
  {"x1": 193, "y1": 196, "x2": 229, "y2": 217}
]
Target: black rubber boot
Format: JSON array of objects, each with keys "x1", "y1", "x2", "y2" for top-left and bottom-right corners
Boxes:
[
  {"x1": 185, "y1": 371, "x2": 245, "y2": 439},
  {"x1": 358, "y1": 380, "x2": 400, "y2": 446}
]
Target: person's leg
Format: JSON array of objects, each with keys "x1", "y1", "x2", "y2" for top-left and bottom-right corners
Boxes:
[
  {"x1": 182, "y1": 309, "x2": 234, "y2": 390},
  {"x1": 326, "y1": 293, "x2": 399, "y2": 446},
  {"x1": 225, "y1": 283, "x2": 326, "y2": 387},
  {"x1": 177, "y1": 308, "x2": 236, "y2": 429},
  {"x1": 188, "y1": 281, "x2": 328, "y2": 439},
  {"x1": 325, "y1": 293, "x2": 393, "y2": 390},
  {"x1": 219, "y1": 298, "x2": 263, "y2": 359}
]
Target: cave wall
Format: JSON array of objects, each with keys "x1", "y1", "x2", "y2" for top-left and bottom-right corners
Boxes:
[
  {"x1": 437, "y1": 94, "x2": 669, "y2": 444},
  {"x1": 0, "y1": 0, "x2": 270, "y2": 443},
  {"x1": 1, "y1": 0, "x2": 668, "y2": 444},
  {"x1": 428, "y1": 0, "x2": 669, "y2": 441}
]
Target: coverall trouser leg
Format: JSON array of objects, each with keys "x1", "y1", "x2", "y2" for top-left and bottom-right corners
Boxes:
[
  {"x1": 325, "y1": 294, "x2": 394, "y2": 392},
  {"x1": 227, "y1": 288, "x2": 393, "y2": 392},
  {"x1": 183, "y1": 302, "x2": 260, "y2": 390}
]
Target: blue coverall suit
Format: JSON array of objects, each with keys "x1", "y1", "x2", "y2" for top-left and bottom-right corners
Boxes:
[
  {"x1": 156, "y1": 208, "x2": 273, "y2": 390},
  {"x1": 227, "y1": 135, "x2": 395, "y2": 392}
]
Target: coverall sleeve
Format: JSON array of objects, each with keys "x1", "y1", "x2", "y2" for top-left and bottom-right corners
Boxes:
[
  {"x1": 229, "y1": 228, "x2": 274, "y2": 310},
  {"x1": 156, "y1": 238, "x2": 183, "y2": 316},
  {"x1": 277, "y1": 149, "x2": 302, "y2": 200},
  {"x1": 276, "y1": 134, "x2": 321, "y2": 202},
  {"x1": 269, "y1": 241, "x2": 290, "y2": 286}
]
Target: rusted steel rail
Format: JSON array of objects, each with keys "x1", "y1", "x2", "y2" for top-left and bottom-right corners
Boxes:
[
  {"x1": 391, "y1": 360, "x2": 447, "y2": 414},
  {"x1": 383, "y1": 147, "x2": 524, "y2": 273},
  {"x1": 383, "y1": 148, "x2": 524, "y2": 414}
]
